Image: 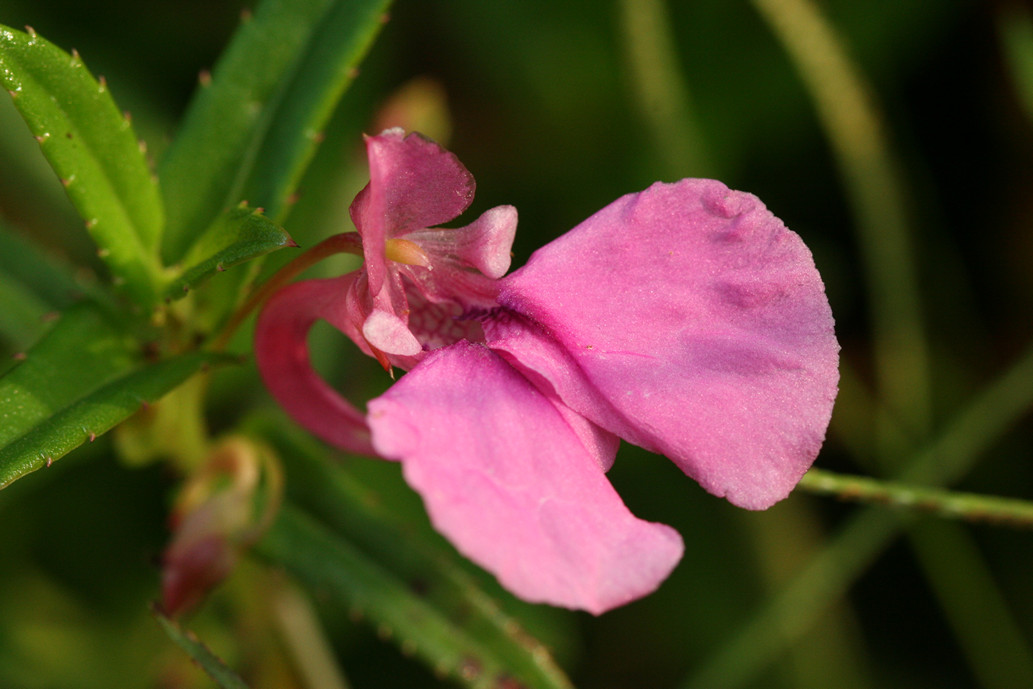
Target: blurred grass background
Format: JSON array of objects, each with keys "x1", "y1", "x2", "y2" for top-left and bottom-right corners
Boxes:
[{"x1": 2, "y1": 0, "x2": 1033, "y2": 687}]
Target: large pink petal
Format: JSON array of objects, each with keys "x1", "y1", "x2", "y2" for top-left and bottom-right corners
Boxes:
[
  {"x1": 367, "y1": 342, "x2": 683, "y2": 614},
  {"x1": 350, "y1": 129, "x2": 476, "y2": 296},
  {"x1": 498, "y1": 179, "x2": 839, "y2": 510},
  {"x1": 254, "y1": 275, "x2": 377, "y2": 456}
]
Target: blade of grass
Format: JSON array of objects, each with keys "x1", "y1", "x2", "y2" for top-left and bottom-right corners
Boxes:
[
  {"x1": 998, "y1": 3, "x2": 1033, "y2": 125},
  {"x1": 751, "y1": 0, "x2": 930, "y2": 447},
  {"x1": 271, "y1": 583, "x2": 353, "y2": 689},
  {"x1": 258, "y1": 506, "x2": 575, "y2": 689},
  {"x1": 748, "y1": 3, "x2": 1033, "y2": 686},
  {"x1": 907, "y1": 520, "x2": 1033, "y2": 688},
  {"x1": 616, "y1": 0, "x2": 712, "y2": 179},
  {"x1": 743, "y1": 501, "x2": 874, "y2": 689}
]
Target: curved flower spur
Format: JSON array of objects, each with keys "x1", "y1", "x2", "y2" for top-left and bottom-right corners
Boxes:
[{"x1": 255, "y1": 128, "x2": 839, "y2": 614}]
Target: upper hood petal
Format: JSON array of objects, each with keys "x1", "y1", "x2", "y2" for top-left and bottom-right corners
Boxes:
[{"x1": 350, "y1": 129, "x2": 476, "y2": 296}]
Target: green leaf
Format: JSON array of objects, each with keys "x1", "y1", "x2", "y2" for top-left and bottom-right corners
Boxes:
[
  {"x1": 164, "y1": 204, "x2": 295, "y2": 301},
  {"x1": 240, "y1": 0, "x2": 393, "y2": 223},
  {"x1": 252, "y1": 420, "x2": 575, "y2": 689},
  {"x1": 261, "y1": 508, "x2": 574, "y2": 689},
  {"x1": 0, "y1": 306, "x2": 135, "y2": 444},
  {"x1": 0, "y1": 305, "x2": 229, "y2": 489},
  {"x1": 0, "y1": 224, "x2": 93, "y2": 308},
  {"x1": 0, "y1": 274, "x2": 52, "y2": 352},
  {"x1": 153, "y1": 610, "x2": 252, "y2": 689},
  {"x1": 0, "y1": 223, "x2": 111, "y2": 349},
  {"x1": 159, "y1": 0, "x2": 392, "y2": 262},
  {"x1": 0, "y1": 25, "x2": 165, "y2": 305}
]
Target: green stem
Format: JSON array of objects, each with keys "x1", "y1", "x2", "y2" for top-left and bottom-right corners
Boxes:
[
  {"x1": 272, "y1": 583, "x2": 352, "y2": 689},
  {"x1": 681, "y1": 339, "x2": 1033, "y2": 689},
  {"x1": 800, "y1": 469, "x2": 1033, "y2": 529}
]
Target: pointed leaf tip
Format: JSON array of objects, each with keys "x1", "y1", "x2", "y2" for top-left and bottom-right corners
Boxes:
[{"x1": 164, "y1": 205, "x2": 294, "y2": 301}]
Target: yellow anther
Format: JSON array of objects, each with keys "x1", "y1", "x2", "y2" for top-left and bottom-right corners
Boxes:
[{"x1": 385, "y1": 238, "x2": 431, "y2": 267}]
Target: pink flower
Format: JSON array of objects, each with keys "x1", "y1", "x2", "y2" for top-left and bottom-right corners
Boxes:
[{"x1": 255, "y1": 130, "x2": 839, "y2": 614}]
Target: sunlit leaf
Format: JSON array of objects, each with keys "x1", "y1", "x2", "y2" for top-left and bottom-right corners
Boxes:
[
  {"x1": 0, "y1": 25, "x2": 165, "y2": 305},
  {"x1": 164, "y1": 204, "x2": 295, "y2": 301},
  {"x1": 0, "y1": 305, "x2": 229, "y2": 489}
]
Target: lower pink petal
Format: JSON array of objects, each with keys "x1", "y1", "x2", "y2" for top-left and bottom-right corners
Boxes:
[
  {"x1": 254, "y1": 275, "x2": 377, "y2": 456},
  {"x1": 499, "y1": 179, "x2": 839, "y2": 510},
  {"x1": 366, "y1": 341, "x2": 683, "y2": 614}
]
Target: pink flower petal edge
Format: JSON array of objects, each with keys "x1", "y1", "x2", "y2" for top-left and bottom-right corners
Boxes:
[
  {"x1": 367, "y1": 341, "x2": 684, "y2": 614},
  {"x1": 498, "y1": 179, "x2": 840, "y2": 509}
]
